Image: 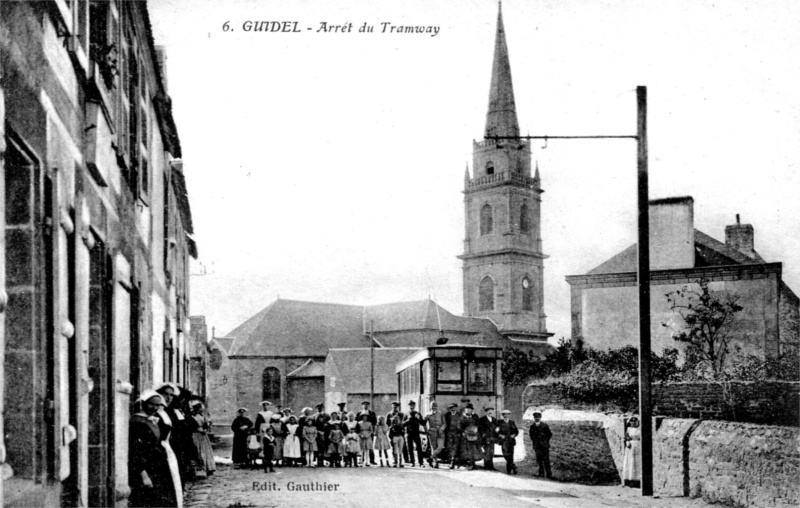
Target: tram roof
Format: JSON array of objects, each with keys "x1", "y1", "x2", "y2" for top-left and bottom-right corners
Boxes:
[{"x1": 395, "y1": 344, "x2": 502, "y2": 373}]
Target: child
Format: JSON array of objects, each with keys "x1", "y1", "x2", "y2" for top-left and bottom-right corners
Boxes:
[
  {"x1": 303, "y1": 422, "x2": 318, "y2": 468},
  {"x1": 327, "y1": 422, "x2": 345, "y2": 468},
  {"x1": 374, "y1": 415, "x2": 391, "y2": 467},
  {"x1": 389, "y1": 416, "x2": 406, "y2": 468},
  {"x1": 247, "y1": 428, "x2": 262, "y2": 468},
  {"x1": 345, "y1": 428, "x2": 361, "y2": 467},
  {"x1": 358, "y1": 414, "x2": 373, "y2": 467},
  {"x1": 262, "y1": 426, "x2": 276, "y2": 473}
]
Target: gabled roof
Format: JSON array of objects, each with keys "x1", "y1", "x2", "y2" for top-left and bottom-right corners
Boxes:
[
  {"x1": 326, "y1": 348, "x2": 419, "y2": 393},
  {"x1": 586, "y1": 228, "x2": 766, "y2": 275},
  {"x1": 227, "y1": 299, "x2": 369, "y2": 357},
  {"x1": 363, "y1": 300, "x2": 497, "y2": 335},
  {"x1": 694, "y1": 229, "x2": 764, "y2": 265}
]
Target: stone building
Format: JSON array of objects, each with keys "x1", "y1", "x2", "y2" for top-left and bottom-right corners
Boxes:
[
  {"x1": 566, "y1": 196, "x2": 800, "y2": 358},
  {"x1": 1, "y1": 2, "x2": 195, "y2": 506},
  {"x1": 207, "y1": 4, "x2": 557, "y2": 429},
  {"x1": 208, "y1": 298, "x2": 545, "y2": 430},
  {"x1": 460, "y1": 4, "x2": 552, "y2": 345}
]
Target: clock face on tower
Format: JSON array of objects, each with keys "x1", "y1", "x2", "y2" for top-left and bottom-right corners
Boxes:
[{"x1": 522, "y1": 278, "x2": 530, "y2": 289}]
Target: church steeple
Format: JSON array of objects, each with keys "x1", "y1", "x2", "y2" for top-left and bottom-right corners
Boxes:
[
  {"x1": 461, "y1": 3, "x2": 551, "y2": 343},
  {"x1": 485, "y1": 2, "x2": 520, "y2": 139}
]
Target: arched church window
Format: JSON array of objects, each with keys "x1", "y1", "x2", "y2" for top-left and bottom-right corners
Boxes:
[
  {"x1": 520, "y1": 203, "x2": 530, "y2": 233},
  {"x1": 262, "y1": 367, "x2": 280, "y2": 402},
  {"x1": 479, "y1": 276, "x2": 495, "y2": 312},
  {"x1": 480, "y1": 204, "x2": 493, "y2": 235},
  {"x1": 522, "y1": 276, "x2": 533, "y2": 311},
  {"x1": 485, "y1": 161, "x2": 495, "y2": 176}
]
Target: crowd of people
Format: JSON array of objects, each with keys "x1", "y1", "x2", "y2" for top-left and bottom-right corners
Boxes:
[
  {"x1": 231, "y1": 399, "x2": 533, "y2": 475},
  {"x1": 128, "y1": 383, "x2": 217, "y2": 508}
]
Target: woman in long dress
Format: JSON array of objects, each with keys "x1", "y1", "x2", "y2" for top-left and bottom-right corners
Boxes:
[
  {"x1": 270, "y1": 415, "x2": 285, "y2": 465},
  {"x1": 129, "y1": 390, "x2": 179, "y2": 508},
  {"x1": 231, "y1": 408, "x2": 253, "y2": 467},
  {"x1": 157, "y1": 383, "x2": 195, "y2": 486},
  {"x1": 622, "y1": 416, "x2": 642, "y2": 487},
  {"x1": 283, "y1": 416, "x2": 302, "y2": 466},
  {"x1": 189, "y1": 402, "x2": 216, "y2": 476},
  {"x1": 154, "y1": 387, "x2": 184, "y2": 508}
]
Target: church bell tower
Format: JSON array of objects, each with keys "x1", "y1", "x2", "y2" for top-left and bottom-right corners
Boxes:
[{"x1": 459, "y1": 3, "x2": 552, "y2": 343}]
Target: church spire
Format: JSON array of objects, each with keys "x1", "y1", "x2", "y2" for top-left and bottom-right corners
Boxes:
[{"x1": 485, "y1": 1, "x2": 520, "y2": 139}]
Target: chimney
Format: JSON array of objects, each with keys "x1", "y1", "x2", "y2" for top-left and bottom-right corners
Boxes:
[{"x1": 725, "y1": 214, "x2": 756, "y2": 258}]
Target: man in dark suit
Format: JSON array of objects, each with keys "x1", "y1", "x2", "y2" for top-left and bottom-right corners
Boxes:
[
  {"x1": 313, "y1": 403, "x2": 330, "y2": 467},
  {"x1": 497, "y1": 409, "x2": 519, "y2": 475},
  {"x1": 477, "y1": 407, "x2": 497, "y2": 471},
  {"x1": 528, "y1": 411, "x2": 552, "y2": 478},
  {"x1": 404, "y1": 401, "x2": 424, "y2": 467},
  {"x1": 357, "y1": 400, "x2": 377, "y2": 465},
  {"x1": 444, "y1": 403, "x2": 461, "y2": 467}
]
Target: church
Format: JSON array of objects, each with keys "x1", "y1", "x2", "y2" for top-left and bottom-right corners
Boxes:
[{"x1": 207, "y1": 4, "x2": 553, "y2": 426}]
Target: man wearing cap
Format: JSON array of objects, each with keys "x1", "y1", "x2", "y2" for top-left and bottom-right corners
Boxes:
[
  {"x1": 478, "y1": 407, "x2": 497, "y2": 471},
  {"x1": 385, "y1": 401, "x2": 407, "y2": 463},
  {"x1": 357, "y1": 400, "x2": 378, "y2": 465},
  {"x1": 497, "y1": 409, "x2": 519, "y2": 475},
  {"x1": 444, "y1": 403, "x2": 461, "y2": 466},
  {"x1": 529, "y1": 411, "x2": 552, "y2": 478},
  {"x1": 424, "y1": 401, "x2": 445, "y2": 468},
  {"x1": 313, "y1": 403, "x2": 330, "y2": 467},
  {"x1": 404, "y1": 400, "x2": 425, "y2": 467},
  {"x1": 385, "y1": 401, "x2": 405, "y2": 428}
]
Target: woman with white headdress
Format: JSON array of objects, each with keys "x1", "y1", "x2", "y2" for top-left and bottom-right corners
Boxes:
[
  {"x1": 153, "y1": 384, "x2": 184, "y2": 507},
  {"x1": 129, "y1": 390, "x2": 179, "y2": 508}
]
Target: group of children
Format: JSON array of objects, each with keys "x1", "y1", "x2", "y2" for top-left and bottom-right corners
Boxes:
[{"x1": 247, "y1": 412, "x2": 403, "y2": 471}]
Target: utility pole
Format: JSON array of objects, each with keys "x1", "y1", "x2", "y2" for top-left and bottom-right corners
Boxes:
[
  {"x1": 370, "y1": 320, "x2": 375, "y2": 409},
  {"x1": 487, "y1": 85, "x2": 653, "y2": 497},
  {"x1": 636, "y1": 85, "x2": 653, "y2": 496}
]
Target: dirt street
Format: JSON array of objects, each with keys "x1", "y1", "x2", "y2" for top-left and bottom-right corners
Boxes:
[{"x1": 186, "y1": 456, "x2": 717, "y2": 508}]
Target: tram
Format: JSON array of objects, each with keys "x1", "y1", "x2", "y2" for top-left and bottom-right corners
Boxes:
[{"x1": 395, "y1": 345, "x2": 503, "y2": 415}]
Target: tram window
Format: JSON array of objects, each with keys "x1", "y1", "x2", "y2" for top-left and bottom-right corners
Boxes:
[
  {"x1": 436, "y1": 360, "x2": 463, "y2": 393},
  {"x1": 421, "y1": 360, "x2": 429, "y2": 394},
  {"x1": 467, "y1": 362, "x2": 494, "y2": 393}
]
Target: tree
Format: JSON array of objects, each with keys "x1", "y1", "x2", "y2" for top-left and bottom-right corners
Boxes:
[{"x1": 663, "y1": 278, "x2": 744, "y2": 378}]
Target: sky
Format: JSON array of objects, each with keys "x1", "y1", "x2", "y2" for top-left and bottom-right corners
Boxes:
[{"x1": 148, "y1": 0, "x2": 800, "y2": 341}]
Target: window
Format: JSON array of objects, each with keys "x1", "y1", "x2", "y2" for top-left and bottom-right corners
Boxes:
[
  {"x1": 262, "y1": 367, "x2": 281, "y2": 402},
  {"x1": 479, "y1": 276, "x2": 494, "y2": 312},
  {"x1": 436, "y1": 361, "x2": 462, "y2": 393},
  {"x1": 485, "y1": 161, "x2": 495, "y2": 176},
  {"x1": 467, "y1": 361, "x2": 494, "y2": 393},
  {"x1": 480, "y1": 204, "x2": 493, "y2": 235},
  {"x1": 522, "y1": 276, "x2": 534, "y2": 311},
  {"x1": 520, "y1": 203, "x2": 530, "y2": 233}
]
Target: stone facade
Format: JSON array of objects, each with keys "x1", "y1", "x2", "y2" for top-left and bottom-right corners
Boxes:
[
  {"x1": 520, "y1": 408, "x2": 620, "y2": 484},
  {"x1": 519, "y1": 406, "x2": 800, "y2": 507},
  {"x1": 1, "y1": 2, "x2": 194, "y2": 506},
  {"x1": 523, "y1": 381, "x2": 800, "y2": 426}
]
